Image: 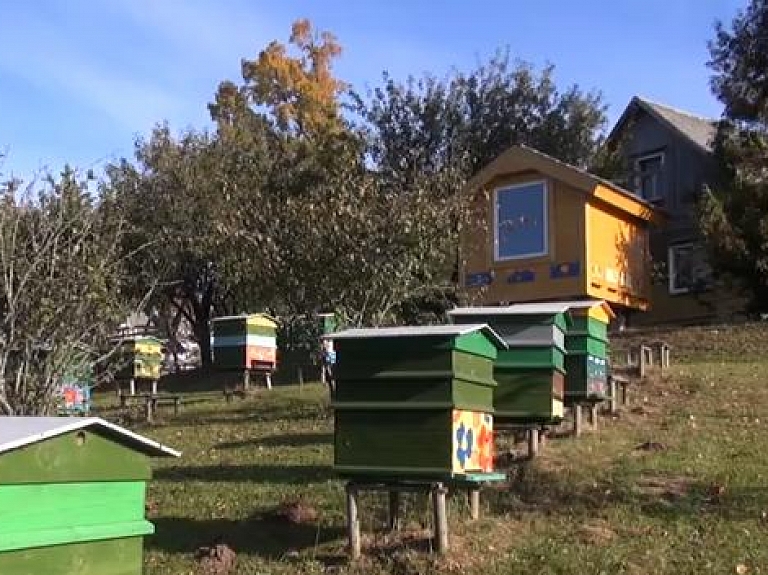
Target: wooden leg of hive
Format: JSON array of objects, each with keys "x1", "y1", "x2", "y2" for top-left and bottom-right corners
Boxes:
[
  {"x1": 432, "y1": 483, "x2": 449, "y2": 554},
  {"x1": 129, "y1": 378, "x2": 136, "y2": 395},
  {"x1": 469, "y1": 488, "x2": 480, "y2": 520},
  {"x1": 265, "y1": 372, "x2": 272, "y2": 390},
  {"x1": 388, "y1": 491, "x2": 401, "y2": 531},
  {"x1": 346, "y1": 483, "x2": 360, "y2": 559},
  {"x1": 243, "y1": 370, "x2": 250, "y2": 391},
  {"x1": 528, "y1": 427, "x2": 539, "y2": 458},
  {"x1": 610, "y1": 378, "x2": 618, "y2": 414},
  {"x1": 574, "y1": 405, "x2": 583, "y2": 438},
  {"x1": 590, "y1": 404, "x2": 598, "y2": 430}
]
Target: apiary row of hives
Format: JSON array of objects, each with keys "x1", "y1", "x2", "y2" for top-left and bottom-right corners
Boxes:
[{"x1": 330, "y1": 300, "x2": 613, "y2": 479}]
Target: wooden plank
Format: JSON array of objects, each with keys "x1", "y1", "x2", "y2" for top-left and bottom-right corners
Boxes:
[
  {"x1": 0, "y1": 431, "x2": 151, "y2": 484},
  {"x1": 346, "y1": 484, "x2": 360, "y2": 559},
  {"x1": 0, "y1": 536, "x2": 145, "y2": 575}
]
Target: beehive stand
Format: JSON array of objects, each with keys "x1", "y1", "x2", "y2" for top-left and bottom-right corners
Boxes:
[{"x1": 344, "y1": 473, "x2": 506, "y2": 558}]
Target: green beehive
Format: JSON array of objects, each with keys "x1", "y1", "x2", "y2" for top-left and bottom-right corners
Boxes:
[
  {"x1": 561, "y1": 300, "x2": 615, "y2": 404},
  {"x1": 448, "y1": 304, "x2": 572, "y2": 424},
  {"x1": 0, "y1": 417, "x2": 179, "y2": 575},
  {"x1": 330, "y1": 324, "x2": 506, "y2": 478},
  {"x1": 109, "y1": 335, "x2": 164, "y2": 381}
]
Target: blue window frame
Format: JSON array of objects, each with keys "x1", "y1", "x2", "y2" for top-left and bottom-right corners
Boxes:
[{"x1": 493, "y1": 180, "x2": 548, "y2": 261}]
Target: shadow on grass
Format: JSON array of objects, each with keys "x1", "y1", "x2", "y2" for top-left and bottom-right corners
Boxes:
[
  {"x1": 218, "y1": 432, "x2": 333, "y2": 450},
  {"x1": 487, "y1": 463, "x2": 768, "y2": 522},
  {"x1": 154, "y1": 463, "x2": 335, "y2": 484},
  {"x1": 149, "y1": 514, "x2": 345, "y2": 559}
]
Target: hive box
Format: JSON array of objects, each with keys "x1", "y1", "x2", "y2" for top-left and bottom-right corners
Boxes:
[
  {"x1": 448, "y1": 303, "x2": 572, "y2": 424},
  {"x1": 329, "y1": 324, "x2": 505, "y2": 478},
  {"x1": 109, "y1": 336, "x2": 164, "y2": 381},
  {"x1": 211, "y1": 314, "x2": 278, "y2": 372},
  {"x1": 0, "y1": 417, "x2": 179, "y2": 575},
  {"x1": 561, "y1": 300, "x2": 614, "y2": 404}
]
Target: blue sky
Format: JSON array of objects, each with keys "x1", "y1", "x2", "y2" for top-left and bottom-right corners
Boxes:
[{"x1": 0, "y1": 0, "x2": 746, "y2": 183}]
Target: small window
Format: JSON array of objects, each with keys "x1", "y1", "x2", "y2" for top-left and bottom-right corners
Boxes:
[
  {"x1": 634, "y1": 152, "x2": 664, "y2": 201},
  {"x1": 668, "y1": 242, "x2": 713, "y2": 295},
  {"x1": 493, "y1": 181, "x2": 548, "y2": 261}
]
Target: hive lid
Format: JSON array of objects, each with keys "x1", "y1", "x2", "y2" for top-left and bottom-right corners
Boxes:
[
  {"x1": 212, "y1": 313, "x2": 278, "y2": 328},
  {"x1": 0, "y1": 417, "x2": 181, "y2": 457},
  {"x1": 324, "y1": 324, "x2": 507, "y2": 349},
  {"x1": 448, "y1": 302, "x2": 573, "y2": 316},
  {"x1": 557, "y1": 299, "x2": 615, "y2": 321}
]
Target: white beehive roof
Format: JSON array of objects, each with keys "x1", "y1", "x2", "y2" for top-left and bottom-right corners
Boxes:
[{"x1": 0, "y1": 417, "x2": 181, "y2": 457}]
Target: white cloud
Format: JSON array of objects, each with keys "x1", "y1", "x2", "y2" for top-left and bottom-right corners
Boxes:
[
  {"x1": 0, "y1": 11, "x2": 194, "y2": 134},
  {"x1": 106, "y1": 0, "x2": 280, "y2": 70}
]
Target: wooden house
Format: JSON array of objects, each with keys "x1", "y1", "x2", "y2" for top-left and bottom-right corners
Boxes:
[
  {"x1": 0, "y1": 417, "x2": 179, "y2": 575},
  {"x1": 459, "y1": 145, "x2": 661, "y2": 320},
  {"x1": 606, "y1": 96, "x2": 746, "y2": 325}
]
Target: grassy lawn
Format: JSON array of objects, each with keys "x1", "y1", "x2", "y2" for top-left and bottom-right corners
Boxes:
[{"x1": 96, "y1": 323, "x2": 768, "y2": 574}]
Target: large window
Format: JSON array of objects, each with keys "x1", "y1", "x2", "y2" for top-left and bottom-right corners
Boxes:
[
  {"x1": 634, "y1": 152, "x2": 664, "y2": 201},
  {"x1": 668, "y1": 242, "x2": 712, "y2": 295},
  {"x1": 493, "y1": 181, "x2": 548, "y2": 261}
]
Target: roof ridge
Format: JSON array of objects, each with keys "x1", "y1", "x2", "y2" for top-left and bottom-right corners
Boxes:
[{"x1": 635, "y1": 95, "x2": 718, "y2": 124}]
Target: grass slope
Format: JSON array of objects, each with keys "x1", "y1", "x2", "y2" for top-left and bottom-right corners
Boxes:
[{"x1": 100, "y1": 323, "x2": 768, "y2": 575}]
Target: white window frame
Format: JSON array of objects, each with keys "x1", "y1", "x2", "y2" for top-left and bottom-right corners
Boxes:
[
  {"x1": 634, "y1": 151, "x2": 665, "y2": 202},
  {"x1": 492, "y1": 180, "x2": 549, "y2": 262},
  {"x1": 668, "y1": 242, "x2": 711, "y2": 295}
]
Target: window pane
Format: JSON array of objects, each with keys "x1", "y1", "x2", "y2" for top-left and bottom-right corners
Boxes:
[{"x1": 496, "y1": 182, "x2": 546, "y2": 259}]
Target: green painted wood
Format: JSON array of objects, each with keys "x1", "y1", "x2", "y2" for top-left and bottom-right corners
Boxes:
[
  {"x1": 0, "y1": 536, "x2": 144, "y2": 575},
  {"x1": 493, "y1": 368, "x2": 565, "y2": 422},
  {"x1": 335, "y1": 348, "x2": 495, "y2": 382},
  {"x1": 0, "y1": 430, "x2": 151, "y2": 484},
  {"x1": 333, "y1": 375, "x2": 495, "y2": 412},
  {"x1": 212, "y1": 318, "x2": 276, "y2": 338},
  {"x1": 452, "y1": 311, "x2": 570, "y2": 335},
  {"x1": 496, "y1": 347, "x2": 566, "y2": 371},
  {"x1": 0, "y1": 481, "x2": 148, "y2": 552},
  {"x1": 335, "y1": 333, "x2": 498, "y2": 363},
  {"x1": 334, "y1": 410, "x2": 451, "y2": 475},
  {"x1": 570, "y1": 316, "x2": 609, "y2": 340},
  {"x1": 565, "y1": 335, "x2": 608, "y2": 356},
  {"x1": 564, "y1": 354, "x2": 609, "y2": 403},
  {"x1": 211, "y1": 317, "x2": 247, "y2": 336},
  {"x1": 211, "y1": 346, "x2": 246, "y2": 370}
]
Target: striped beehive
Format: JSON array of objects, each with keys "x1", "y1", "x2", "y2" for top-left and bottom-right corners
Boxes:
[
  {"x1": 109, "y1": 336, "x2": 163, "y2": 381},
  {"x1": 211, "y1": 314, "x2": 278, "y2": 372},
  {"x1": 448, "y1": 303, "x2": 572, "y2": 424},
  {"x1": 561, "y1": 300, "x2": 614, "y2": 404}
]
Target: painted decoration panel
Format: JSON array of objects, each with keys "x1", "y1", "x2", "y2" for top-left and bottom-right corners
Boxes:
[
  {"x1": 495, "y1": 182, "x2": 547, "y2": 260},
  {"x1": 465, "y1": 272, "x2": 494, "y2": 287},
  {"x1": 451, "y1": 410, "x2": 493, "y2": 474},
  {"x1": 586, "y1": 355, "x2": 608, "y2": 396}
]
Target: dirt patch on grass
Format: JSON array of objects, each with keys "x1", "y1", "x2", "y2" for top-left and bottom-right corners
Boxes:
[
  {"x1": 578, "y1": 519, "x2": 617, "y2": 545},
  {"x1": 636, "y1": 474, "x2": 694, "y2": 501}
]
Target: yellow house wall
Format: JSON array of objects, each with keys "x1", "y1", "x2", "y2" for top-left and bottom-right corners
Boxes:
[
  {"x1": 460, "y1": 172, "x2": 586, "y2": 305},
  {"x1": 584, "y1": 199, "x2": 651, "y2": 310}
]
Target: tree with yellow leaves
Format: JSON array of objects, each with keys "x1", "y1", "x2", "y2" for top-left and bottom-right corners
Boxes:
[{"x1": 212, "y1": 18, "x2": 348, "y2": 138}]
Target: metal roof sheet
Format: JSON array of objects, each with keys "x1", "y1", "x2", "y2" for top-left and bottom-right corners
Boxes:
[
  {"x1": 323, "y1": 323, "x2": 507, "y2": 348},
  {"x1": 0, "y1": 417, "x2": 181, "y2": 457}
]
